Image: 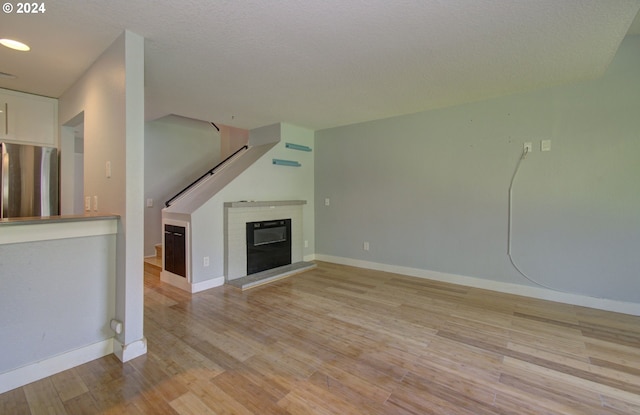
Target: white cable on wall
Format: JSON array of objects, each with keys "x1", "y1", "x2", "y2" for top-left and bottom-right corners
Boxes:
[{"x1": 507, "y1": 147, "x2": 560, "y2": 292}]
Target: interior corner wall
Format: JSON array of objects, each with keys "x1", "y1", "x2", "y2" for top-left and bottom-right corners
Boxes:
[
  {"x1": 144, "y1": 116, "x2": 222, "y2": 256},
  {"x1": 190, "y1": 123, "x2": 315, "y2": 284},
  {"x1": 59, "y1": 35, "x2": 126, "y2": 219},
  {"x1": 314, "y1": 35, "x2": 640, "y2": 304},
  {"x1": 220, "y1": 124, "x2": 249, "y2": 159},
  {"x1": 58, "y1": 30, "x2": 146, "y2": 358}
]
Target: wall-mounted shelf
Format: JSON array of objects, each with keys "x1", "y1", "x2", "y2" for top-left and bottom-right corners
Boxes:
[
  {"x1": 273, "y1": 159, "x2": 301, "y2": 167},
  {"x1": 285, "y1": 142, "x2": 312, "y2": 152}
]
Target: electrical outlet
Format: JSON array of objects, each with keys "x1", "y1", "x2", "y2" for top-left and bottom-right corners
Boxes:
[
  {"x1": 93, "y1": 195, "x2": 98, "y2": 211},
  {"x1": 325, "y1": 198, "x2": 330, "y2": 206},
  {"x1": 363, "y1": 241, "x2": 370, "y2": 251},
  {"x1": 524, "y1": 142, "x2": 532, "y2": 153},
  {"x1": 85, "y1": 196, "x2": 91, "y2": 211},
  {"x1": 203, "y1": 256, "x2": 209, "y2": 267},
  {"x1": 304, "y1": 240, "x2": 309, "y2": 248},
  {"x1": 541, "y1": 139, "x2": 551, "y2": 152}
]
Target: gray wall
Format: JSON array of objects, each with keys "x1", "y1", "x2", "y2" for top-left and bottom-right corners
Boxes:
[
  {"x1": 0, "y1": 234, "x2": 116, "y2": 373},
  {"x1": 315, "y1": 35, "x2": 640, "y2": 303},
  {"x1": 191, "y1": 123, "x2": 315, "y2": 283},
  {"x1": 59, "y1": 30, "x2": 146, "y2": 356},
  {"x1": 144, "y1": 115, "x2": 221, "y2": 256}
]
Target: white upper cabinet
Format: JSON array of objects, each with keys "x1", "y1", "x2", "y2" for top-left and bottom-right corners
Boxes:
[{"x1": 0, "y1": 88, "x2": 58, "y2": 147}]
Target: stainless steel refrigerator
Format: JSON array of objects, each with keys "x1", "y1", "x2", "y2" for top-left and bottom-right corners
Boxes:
[{"x1": 1, "y1": 142, "x2": 58, "y2": 218}]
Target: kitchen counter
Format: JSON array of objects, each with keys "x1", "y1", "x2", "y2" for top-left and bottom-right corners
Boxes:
[
  {"x1": 0, "y1": 213, "x2": 119, "y2": 226},
  {"x1": 0, "y1": 214, "x2": 119, "y2": 245}
]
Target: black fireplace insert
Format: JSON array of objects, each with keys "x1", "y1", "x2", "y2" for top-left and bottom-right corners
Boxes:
[{"x1": 246, "y1": 219, "x2": 292, "y2": 275}]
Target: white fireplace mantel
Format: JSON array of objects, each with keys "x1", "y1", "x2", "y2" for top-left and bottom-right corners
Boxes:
[
  {"x1": 223, "y1": 200, "x2": 307, "y2": 209},
  {"x1": 224, "y1": 200, "x2": 306, "y2": 281}
]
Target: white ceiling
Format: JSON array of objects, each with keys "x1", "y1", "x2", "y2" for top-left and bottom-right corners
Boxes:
[{"x1": 1, "y1": 1, "x2": 639, "y2": 131}]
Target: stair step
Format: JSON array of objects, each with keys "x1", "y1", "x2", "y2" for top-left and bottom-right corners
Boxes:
[
  {"x1": 154, "y1": 243, "x2": 163, "y2": 259},
  {"x1": 144, "y1": 256, "x2": 162, "y2": 277}
]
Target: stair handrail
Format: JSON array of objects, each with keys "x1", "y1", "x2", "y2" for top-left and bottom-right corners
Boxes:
[{"x1": 165, "y1": 145, "x2": 249, "y2": 207}]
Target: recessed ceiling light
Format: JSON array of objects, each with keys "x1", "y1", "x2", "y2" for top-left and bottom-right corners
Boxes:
[{"x1": 0, "y1": 38, "x2": 30, "y2": 51}]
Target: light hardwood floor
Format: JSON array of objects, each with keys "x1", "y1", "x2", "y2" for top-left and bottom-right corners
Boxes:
[{"x1": 2, "y1": 261, "x2": 640, "y2": 414}]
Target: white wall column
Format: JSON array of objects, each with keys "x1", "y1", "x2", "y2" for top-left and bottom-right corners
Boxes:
[{"x1": 114, "y1": 30, "x2": 147, "y2": 361}]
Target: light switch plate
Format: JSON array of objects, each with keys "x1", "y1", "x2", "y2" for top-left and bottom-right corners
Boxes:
[{"x1": 541, "y1": 140, "x2": 551, "y2": 152}]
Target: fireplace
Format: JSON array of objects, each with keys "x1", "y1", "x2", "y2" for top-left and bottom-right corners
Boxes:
[
  {"x1": 224, "y1": 200, "x2": 305, "y2": 281},
  {"x1": 246, "y1": 219, "x2": 292, "y2": 275}
]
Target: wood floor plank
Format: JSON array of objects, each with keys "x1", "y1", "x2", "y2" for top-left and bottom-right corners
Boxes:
[
  {"x1": 22, "y1": 378, "x2": 68, "y2": 415},
  {"x1": 0, "y1": 387, "x2": 31, "y2": 415},
  {"x1": 210, "y1": 371, "x2": 290, "y2": 415},
  {"x1": 316, "y1": 358, "x2": 394, "y2": 403},
  {"x1": 280, "y1": 373, "x2": 383, "y2": 415},
  {"x1": 178, "y1": 378, "x2": 254, "y2": 415},
  {"x1": 387, "y1": 371, "x2": 497, "y2": 415},
  {"x1": 416, "y1": 337, "x2": 503, "y2": 383},
  {"x1": 277, "y1": 389, "x2": 338, "y2": 415},
  {"x1": 50, "y1": 368, "x2": 88, "y2": 403},
  {"x1": 61, "y1": 392, "x2": 100, "y2": 415},
  {"x1": 599, "y1": 393, "x2": 640, "y2": 414},
  {"x1": 503, "y1": 356, "x2": 640, "y2": 406},
  {"x1": 498, "y1": 360, "x2": 605, "y2": 412},
  {"x1": 3, "y1": 261, "x2": 640, "y2": 415},
  {"x1": 404, "y1": 360, "x2": 499, "y2": 408},
  {"x1": 127, "y1": 352, "x2": 190, "y2": 403},
  {"x1": 492, "y1": 390, "x2": 589, "y2": 415},
  {"x1": 169, "y1": 392, "x2": 217, "y2": 415}
]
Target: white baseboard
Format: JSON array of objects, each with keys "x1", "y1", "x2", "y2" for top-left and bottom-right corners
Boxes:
[
  {"x1": 113, "y1": 337, "x2": 147, "y2": 362},
  {"x1": 192, "y1": 276, "x2": 225, "y2": 293},
  {"x1": 315, "y1": 255, "x2": 640, "y2": 316},
  {"x1": 0, "y1": 339, "x2": 114, "y2": 394},
  {"x1": 160, "y1": 270, "x2": 191, "y2": 291},
  {"x1": 160, "y1": 271, "x2": 224, "y2": 293}
]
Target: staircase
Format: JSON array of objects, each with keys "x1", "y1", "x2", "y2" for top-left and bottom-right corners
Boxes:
[
  {"x1": 144, "y1": 244, "x2": 162, "y2": 277},
  {"x1": 154, "y1": 123, "x2": 285, "y2": 291}
]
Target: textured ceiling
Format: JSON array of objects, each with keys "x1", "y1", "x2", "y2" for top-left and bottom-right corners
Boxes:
[{"x1": 1, "y1": 1, "x2": 639, "y2": 130}]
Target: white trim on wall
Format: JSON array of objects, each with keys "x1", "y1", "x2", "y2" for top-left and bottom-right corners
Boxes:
[
  {"x1": 160, "y1": 271, "x2": 224, "y2": 293},
  {"x1": 0, "y1": 218, "x2": 118, "y2": 245},
  {"x1": 0, "y1": 339, "x2": 113, "y2": 395},
  {"x1": 315, "y1": 254, "x2": 640, "y2": 316}
]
